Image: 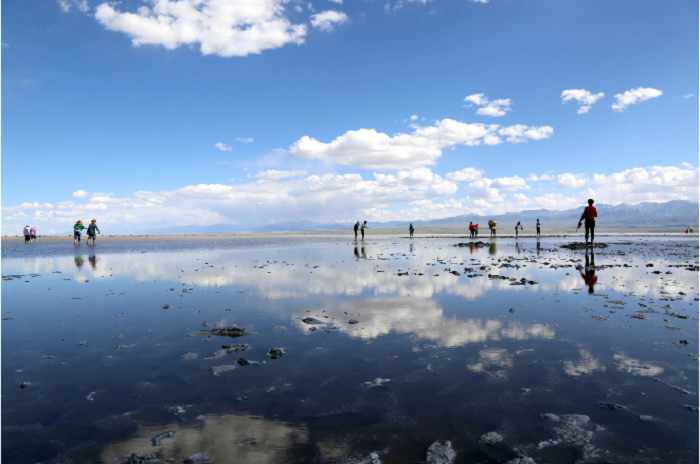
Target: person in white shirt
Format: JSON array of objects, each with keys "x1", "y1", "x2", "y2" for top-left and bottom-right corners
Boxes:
[{"x1": 23, "y1": 226, "x2": 31, "y2": 243}]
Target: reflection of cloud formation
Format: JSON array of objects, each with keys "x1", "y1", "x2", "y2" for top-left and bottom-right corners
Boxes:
[
  {"x1": 100, "y1": 413, "x2": 308, "y2": 464},
  {"x1": 614, "y1": 352, "x2": 664, "y2": 377},
  {"x1": 467, "y1": 348, "x2": 513, "y2": 372},
  {"x1": 563, "y1": 349, "x2": 606, "y2": 376},
  {"x1": 293, "y1": 298, "x2": 555, "y2": 347}
]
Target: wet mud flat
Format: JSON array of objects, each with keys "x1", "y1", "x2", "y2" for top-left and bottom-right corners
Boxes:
[{"x1": 2, "y1": 236, "x2": 698, "y2": 463}]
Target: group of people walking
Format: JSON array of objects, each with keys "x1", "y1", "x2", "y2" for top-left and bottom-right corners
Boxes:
[{"x1": 74, "y1": 220, "x2": 101, "y2": 245}]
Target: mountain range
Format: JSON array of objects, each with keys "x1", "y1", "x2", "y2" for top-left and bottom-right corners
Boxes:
[{"x1": 146, "y1": 200, "x2": 698, "y2": 235}]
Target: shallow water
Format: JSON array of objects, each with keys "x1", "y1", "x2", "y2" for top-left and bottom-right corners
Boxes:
[{"x1": 2, "y1": 236, "x2": 698, "y2": 463}]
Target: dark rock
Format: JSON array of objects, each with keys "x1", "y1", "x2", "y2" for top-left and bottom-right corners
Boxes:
[
  {"x1": 183, "y1": 451, "x2": 212, "y2": 463},
  {"x1": 301, "y1": 317, "x2": 324, "y2": 325},
  {"x1": 267, "y1": 347, "x2": 285, "y2": 359},
  {"x1": 187, "y1": 325, "x2": 252, "y2": 338},
  {"x1": 560, "y1": 242, "x2": 608, "y2": 250},
  {"x1": 597, "y1": 402, "x2": 625, "y2": 409},
  {"x1": 152, "y1": 431, "x2": 175, "y2": 446},
  {"x1": 236, "y1": 357, "x2": 259, "y2": 366},
  {"x1": 168, "y1": 406, "x2": 186, "y2": 415}
]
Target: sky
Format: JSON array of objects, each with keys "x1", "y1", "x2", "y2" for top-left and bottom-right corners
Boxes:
[{"x1": 2, "y1": 0, "x2": 698, "y2": 234}]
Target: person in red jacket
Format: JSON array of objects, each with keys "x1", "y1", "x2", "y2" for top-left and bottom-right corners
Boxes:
[{"x1": 578, "y1": 199, "x2": 597, "y2": 246}]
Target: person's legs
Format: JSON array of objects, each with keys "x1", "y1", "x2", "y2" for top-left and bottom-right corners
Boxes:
[{"x1": 584, "y1": 221, "x2": 591, "y2": 245}]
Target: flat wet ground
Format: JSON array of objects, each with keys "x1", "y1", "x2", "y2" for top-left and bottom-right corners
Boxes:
[{"x1": 2, "y1": 236, "x2": 698, "y2": 463}]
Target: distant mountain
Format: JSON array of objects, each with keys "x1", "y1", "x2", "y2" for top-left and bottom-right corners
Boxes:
[{"x1": 44, "y1": 200, "x2": 694, "y2": 235}]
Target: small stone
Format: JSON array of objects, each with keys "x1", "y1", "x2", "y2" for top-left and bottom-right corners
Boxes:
[
  {"x1": 426, "y1": 440, "x2": 456, "y2": 464},
  {"x1": 183, "y1": 451, "x2": 212, "y2": 463},
  {"x1": 168, "y1": 406, "x2": 186, "y2": 415},
  {"x1": 479, "y1": 431, "x2": 503, "y2": 444}
]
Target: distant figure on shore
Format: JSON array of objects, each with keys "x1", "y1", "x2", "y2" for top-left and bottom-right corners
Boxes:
[
  {"x1": 536, "y1": 219, "x2": 541, "y2": 238},
  {"x1": 86, "y1": 219, "x2": 100, "y2": 245},
  {"x1": 580, "y1": 249, "x2": 597, "y2": 294},
  {"x1": 23, "y1": 225, "x2": 31, "y2": 244},
  {"x1": 577, "y1": 199, "x2": 597, "y2": 247},
  {"x1": 469, "y1": 222, "x2": 475, "y2": 238},
  {"x1": 515, "y1": 221, "x2": 523, "y2": 238},
  {"x1": 488, "y1": 219, "x2": 497, "y2": 237},
  {"x1": 409, "y1": 223, "x2": 414, "y2": 238},
  {"x1": 354, "y1": 221, "x2": 360, "y2": 240},
  {"x1": 361, "y1": 221, "x2": 368, "y2": 241},
  {"x1": 686, "y1": 226, "x2": 694, "y2": 234},
  {"x1": 74, "y1": 220, "x2": 85, "y2": 245},
  {"x1": 30, "y1": 225, "x2": 37, "y2": 243}
]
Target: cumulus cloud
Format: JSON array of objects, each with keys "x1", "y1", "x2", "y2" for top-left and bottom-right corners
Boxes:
[
  {"x1": 236, "y1": 137, "x2": 254, "y2": 143},
  {"x1": 310, "y1": 10, "x2": 348, "y2": 32},
  {"x1": 410, "y1": 115, "x2": 418, "y2": 121},
  {"x1": 556, "y1": 173, "x2": 588, "y2": 188},
  {"x1": 561, "y1": 89, "x2": 604, "y2": 114},
  {"x1": 58, "y1": 0, "x2": 89, "y2": 13},
  {"x1": 289, "y1": 119, "x2": 553, "y2": 169},
  {"x1": 611, "y1": 87, "x2": 662, "y2": 112},
  {"x1": 526, "y1": 173, "x2": 555, "y2": 182},
  {"x1": 215, "y1": 142, "x2": 233, "y2": 151},
  {"x1": 446, "y1": 167, "x2": 484, "y2": 182},
  {"x1": 498, "y1": 124, "x2": 553, "y2": 143},
  {"x1": 464, "y1": 93, "x2": 512, "y2": 117},
  {"x1": 590, "y1": 165, "x2": 698, "y2": 204},
  {"x1": 252, "y1": 169, "x2": 308, "y2": 180},
  {"x1": 73, "y1": 190, "x2": 89, "y2": 198},
  {"x1": 93, "y1": 0, "x2": 308, "y2": 58},
  {"x1": 680, "y1": 162, "x2": 693, "y2": 169}
]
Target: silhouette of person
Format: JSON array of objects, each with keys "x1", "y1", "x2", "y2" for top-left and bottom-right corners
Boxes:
[
  {"x1": 88, "y1": 255, "x2": 97, "y2": 270},
  {"x1": 354, "y1": 247, "x2": 360, "y2": 260},
  {"x1": 489, "y1": 242, "x2": 497, "y2": 256}
]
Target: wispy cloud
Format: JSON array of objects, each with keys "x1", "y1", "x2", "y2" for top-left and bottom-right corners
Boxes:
[
  {"x1": 215, "y1": 142, "x2": 233, "y2": 151},
  {"x1": 612, "y1": 87, "x2": 662, "y2": 112},
  {"x1": 464, "y1": 93, "x2": 512, "y2": 117},
  {"x1": 561, "y1": 89, "x2": 604, "y2": 114}
]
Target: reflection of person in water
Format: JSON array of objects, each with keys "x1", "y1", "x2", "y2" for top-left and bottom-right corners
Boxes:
[
  {"x1": 410, "y1": 243, "x2": 414, "y2": 253},
  {"x1": 580, "y1": 250, "x2": 597, "y2": 294},
  {"x1": 536, "y1": 240, "x2": 541, "y2": 258},
  {"x1": 354, "y1": 247, "x2": 367, "y2": 259},
  {"x1": 515, "y1": 240, "x2": 522, "y2": 254},
  {"x1": 354, "y1": 247, "x2": 360, "y2": 260},
  {"x1": 489, "y1": 242, "x2": 497, "y2": 256},
  {"x1": 75, "y1": 256, "x2": 85, "y2": 269},
  {"x1": 88, "y1": 255, "x2": 97, "y2": 270}
]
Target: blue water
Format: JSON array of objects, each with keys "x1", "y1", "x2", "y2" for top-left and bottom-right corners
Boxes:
[{"x1": 2, "y1": 236, "x2": 698, "y2": 463}]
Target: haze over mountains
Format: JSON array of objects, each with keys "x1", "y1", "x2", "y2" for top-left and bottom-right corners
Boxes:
[{"x1": 145, "y1": 200, "x2": 698, "y2": 235}]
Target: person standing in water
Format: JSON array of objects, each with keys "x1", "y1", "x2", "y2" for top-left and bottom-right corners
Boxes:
[
  {"x1": 474, "y1": 223, "x2": 479, "y2": 238},
  {"x1": 74, "y1": 220, "x2": 85, "y2": 245},
  {"x1": 354, "y1": 221, "x2": 360, "y2": 240},
  {"x1": 86, "y1": 219, "x2": 100, "y2": 245},
  {"x1": 30, "y1": 225, "x2": 37, "y2": 243},
  {"x1": 361, "y1": 221, "x2": 368, "y2": 241},
  {"x1": 577, "y1": 199, "x2": 597, "y2": 247},
  {"x1": 488, "y1": 219, "x2": 497, "y2": 237},
  {"x1": 515, "y1": 221, "x2": 523, "y2": 238},
  {"x1": 23, "y1": 225, "x2": 31, "y2": 244},
  {"x1": 536, "y1": 219, "x2": 541, "y2": 238},
  {"x1": 469, "y1": 222, "x2": 474, "y2": 238},
  {"x1": 409, "y1": 223, "x2": 414, "y2": 238}
]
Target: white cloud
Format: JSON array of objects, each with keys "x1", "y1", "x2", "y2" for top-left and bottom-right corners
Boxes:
[
  {"x1": 215, "y1": 142, "x2": 233, "y2": 151},
  {"x1": 20, "y1": 202, "x2": 54, "y2": 209},
  {"x1": 236, "y1": 137, "x2": 254, "y2": 143},
  {"x1": 410, "y1": 115, "x2": 418, "y2": 121},
  {"x1": 556, "y1": 173, "x2": 587, "y2": 188},
  {"x1": 328, "y1": 0, "x2": 342, "y2": 3},
  {"x1": 253, "y1": 169, "x2": 308, "y2": 180},
  {"x1": 464, "y1": 93, "x2": 512, "y2": 117},
  {"x1": 446, "y1": 167, "x2": 484, "y2": 182},
  {"x1": 526, "y1": 173, "x2": 555, "y2": 182},
  {"x1": 93, "y1": 0, "x2": 307, "y2": 58},
  {"x1": 58, "y1": 0, "x2": 89, "y2": 12},
  {"x1": 591, "y1": 165, "x2": 698, "y2": 204},
  {"x1": 498, "y1": 124, "x2": 553, "y2": 143},
  {"x1": 611, "y1": 87, "x2": 662, "y2": 112},
  {"x1": 73, "y1": 190, "x2": 89, "y2": 198},
  {"x1": 289, "y1": 119, "x2": 552, "y2": 169},
  {"x1": 683, "y1": 94, "x2": 695, "y2": 99},
  {"x1": 561, "y1": 89, "x2": 604, "y2": 114},
  {"x1": 680, "y1": 162, "x2": 694, "y2": 169},
  {"x1": 470, "y1": 0, "x2": 488, "y2": 3},
  {"x1": 309, "y1": 10, "x2": 348, "y2": 32}
]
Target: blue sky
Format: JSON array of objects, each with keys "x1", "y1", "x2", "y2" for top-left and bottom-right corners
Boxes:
[{"x1": 2, "y1": 0, "x2": 698, "y2": 233}]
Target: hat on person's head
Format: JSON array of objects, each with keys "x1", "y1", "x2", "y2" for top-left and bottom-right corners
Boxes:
[
  {"x1": 91, "y1": 219, "x2": 97, "y2": 223},
  {"x1": 77, "y1": 220, "x2": 83, "y2": 224}
]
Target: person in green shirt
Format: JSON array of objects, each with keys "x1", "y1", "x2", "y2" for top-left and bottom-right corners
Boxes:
[{"x1": 74, "y1": 220, "x2": 85, "y2": 245}]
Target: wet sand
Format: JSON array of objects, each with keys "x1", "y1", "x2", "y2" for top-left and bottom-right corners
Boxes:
[{"x1": 2, "y1": 236, "x2": 698, "y2": 463}]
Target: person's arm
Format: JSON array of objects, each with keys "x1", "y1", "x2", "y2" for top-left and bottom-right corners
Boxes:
[{"x1": 579, "y1": 208, "x2": 587, "y2": 222}]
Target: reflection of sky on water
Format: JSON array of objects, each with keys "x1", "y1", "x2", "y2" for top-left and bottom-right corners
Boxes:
[
  {"x1": 101, "y1": 413, "x2": 308, "y2": 464},
  {"x1": 8, "y1": 241, "x2": 699, "y2": 301},
  {"x1": 2, "y1": 237, "x2": 698, "y2": 464},
  {"x1": 292, "y1": 298, "x2": 555, "y2": 346}
]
